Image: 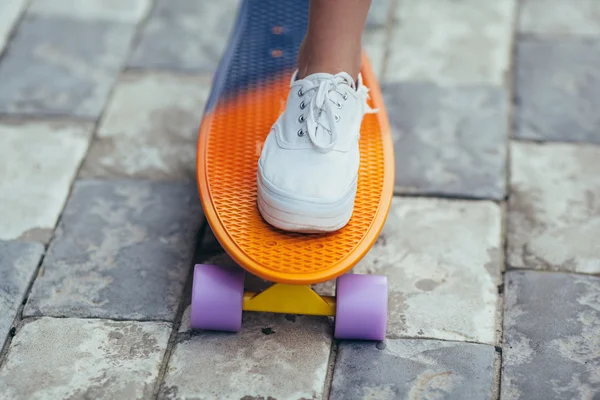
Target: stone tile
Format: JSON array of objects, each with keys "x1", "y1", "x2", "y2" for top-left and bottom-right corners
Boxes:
[
  {"x1": 352, "y1": 197, "x2": 502, "y2": 344},
  {"x1": 0, "y1": 120, "x2": 93, "y2": 242},
  {"x1": 386, "y1": 0, "x2": 516, "y2": 86},
  {"x1": 23, "y1": 179, "x2": 204, "y2": 321},
  {"x1": 161, "y1": 313, "x2": 331, "y2": 399},
  {"x1": 519, "y1": 0, "x2": 600, "y2": 37},
  {"x1": 501, "y1": 271, "x2": 600, "y2": 399},
  {"x1": 386, "y1": 82, "x2": 507, "y2": 199},
  {"x1": 28, "y1": 0, "x2": 152, "y2": 23},
  {"x1": 514, "y1": 38, "x2": 600, "y2": 143},
  {"x1": 0, "y1": 0, "x2": 26, "y2": 54},
  {"x1": 507, "y1": 142, "x2": 600, "y2": 273},
  {"x1": 80, "y1": 72, "x2": 211, "y2": 180},
  {"x1": 128, "y1": 0, "x2": 239, "y2": 72},
  {"x1": 0, "y1": 241, "x2": 44, "y2": 348},
  {"x1": 0, "y1": 317, "x2": 171, "y2": 399},
  {"x1": 330, "y1": 339, "x2": 496, "y2": 399},
  {"x1": 0, "y1": 15, "x2": 136, "y2": 118}
]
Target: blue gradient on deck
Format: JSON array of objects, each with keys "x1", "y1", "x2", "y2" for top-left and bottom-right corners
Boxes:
[{"x1": 205, "y1": 0, "x2": 309, "y2": 112}]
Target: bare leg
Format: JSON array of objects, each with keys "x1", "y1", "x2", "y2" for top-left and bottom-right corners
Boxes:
[{"x1": 297, "y1": 0, "x2": 372, "y2": 80}]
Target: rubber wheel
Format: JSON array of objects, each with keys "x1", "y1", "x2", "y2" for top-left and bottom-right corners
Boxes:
[
  {"x1": 190, "y1": 264, "x2": 245, "y2": 332},
  {"x1": 334, "y1": 274, "x2": 388, "y2": 340}
]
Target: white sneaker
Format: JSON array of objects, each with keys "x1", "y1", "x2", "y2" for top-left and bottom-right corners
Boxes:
[{"x1": 257, "y1": 70, "x2": 375, "y2": 233}]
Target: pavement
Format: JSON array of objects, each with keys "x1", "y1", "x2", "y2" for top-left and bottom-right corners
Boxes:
[{"x1": 0, "y1": 0, "x2": 599, "y2": 399}]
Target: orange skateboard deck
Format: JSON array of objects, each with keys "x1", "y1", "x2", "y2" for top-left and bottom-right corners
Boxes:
[{"x1": 196, "y1": 0, "x2": 394, "y2": 286}]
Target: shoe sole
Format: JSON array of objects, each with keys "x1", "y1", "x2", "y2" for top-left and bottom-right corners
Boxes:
[{"x1": 256, "y1": 172, "x2": 356, "y2": 233}]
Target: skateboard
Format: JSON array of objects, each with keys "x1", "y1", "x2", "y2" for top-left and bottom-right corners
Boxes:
[{"x1": 192, "y1": 0, "x2": 394, "y2": 341}]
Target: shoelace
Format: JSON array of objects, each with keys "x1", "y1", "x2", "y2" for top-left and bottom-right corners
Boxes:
[{"x1": 296, "y1": 72, "x2": 377, "y2": 153}]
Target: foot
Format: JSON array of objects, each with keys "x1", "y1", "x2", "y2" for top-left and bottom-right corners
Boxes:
[{"x1": 257, "y1": 70, "x2": 375, "y2": 233}]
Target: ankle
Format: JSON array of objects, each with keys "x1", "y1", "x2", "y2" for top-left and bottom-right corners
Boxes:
[{"x1": 296, "y1": 40, "x2": 362, "y2": 80}]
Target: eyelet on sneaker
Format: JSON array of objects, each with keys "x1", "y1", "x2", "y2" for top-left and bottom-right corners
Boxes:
[
  {"x1": 297, "y1": 88, "x2": 304, "y2": 97},
  {"x1": 342, "y1": 92, "x2": 348, "y2": 100},
  {"x1": 335, "y1": 114, "x2": 340, "y2": 122},
  {"x1": 298, "y1": 114, "x2": 305, "y2": 123},
  {"x1": 297, "y1": 129, "x2": 305, "y2": 137},
  {"x1": 299, "y1": 101, "x2": 306, "y2": 109},
  {"x1": 334, "y1": 101, "x2": 342, "y2": 109}
]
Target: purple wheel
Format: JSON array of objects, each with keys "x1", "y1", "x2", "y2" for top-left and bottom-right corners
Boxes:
[
  {"x1": 334, "y1": 274, "x2": 388, "y2": 341},
  {"x1": 190, "y1": 264, "x2": 245, "y2": 332}
]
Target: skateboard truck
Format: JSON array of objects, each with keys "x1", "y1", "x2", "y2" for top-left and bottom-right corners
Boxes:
[
  {"x1": 190, "y1": 264, "x2": 388, "y2": 341},
  {"x1": 243, "y1": 283, "x2": 336, "y2": 316}
]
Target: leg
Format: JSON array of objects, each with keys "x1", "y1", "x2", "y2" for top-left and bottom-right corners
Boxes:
[{"x1": 297, "y1": 0, "x2": 372, "y2": 80}]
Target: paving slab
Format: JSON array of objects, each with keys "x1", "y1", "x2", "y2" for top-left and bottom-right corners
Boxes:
[
  {"x1": 161, "y1": 313, "x2": 332, "y2": 400},
  {"x1": 0, "y1": 120, "x2": 92, "y2": 242},
  {"x1": 128, "y1": 0, "x2": 239, "y2": 72},
  {"x1": 0, "y1": 241, "x2": 44, "y2": 348},
  {"x1": 80, "y1": 72, "x2": 211, "y2": 180},
  {"x1": 352, "y1": 197, "x2": 503, "y2": 344},
  {"x1": 0, "y1": 15, "x2": 136, "y2": 118},
  {"x1": 23, "y1": 179, "x2": 204, "y2": 321},
  {"x1": 507, "y1": 141, "x2": 600, "y2": 273},
  {"x1": 501, "y1": 271, "x2": 600, "y2": 399},
  {"x1": 519, "y1": 0, "x2": 600, "y2": 37},
  {"x1": 385, "y1": 0, "x2": 516, "y2": 86},
  {"x1": 0, "y1": 317, "x2": 171, "y2": 399},
  {"x1": 385, "y1": 82, "x2": 507, "y2": 199},
  {"x1": 514, "y1": 38, "x2": 600, "y2": 144},
  {"x1": 0, "y1": 0, "x2": 26, "y2": 55},
  {"x1": 28, "y1": 0, "x2": 151, "y2": 23},
  {"x1": 330, "y1": 339, "x2": 496, "y2": 400}
]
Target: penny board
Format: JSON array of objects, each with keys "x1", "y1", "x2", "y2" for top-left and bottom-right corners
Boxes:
[{"x1": 196, "y1": 0, "x2": 394, "y2": 285}]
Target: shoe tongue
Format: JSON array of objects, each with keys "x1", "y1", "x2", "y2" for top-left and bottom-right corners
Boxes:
[
  {"x1": 303, "y1": 72, "x2": 335, "y2": 82},
  {"x1": 302, "y1": 72, "x2": 355, "y2": 89}
]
